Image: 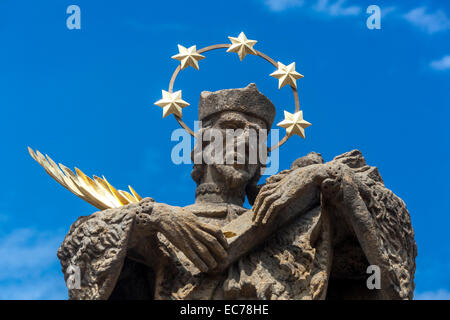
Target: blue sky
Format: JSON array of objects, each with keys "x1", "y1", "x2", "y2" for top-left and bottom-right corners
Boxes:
[{"x1": 0, "y1": 0, "x2": 449, "y2": 299}]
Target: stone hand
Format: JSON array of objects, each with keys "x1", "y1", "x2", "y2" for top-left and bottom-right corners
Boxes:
[
  {"x1": 252, "y1": 164, "x2": 332, "y2": 225},
  {"x1": 151, "y1": 203, "x2": 229, "y2": 273}
]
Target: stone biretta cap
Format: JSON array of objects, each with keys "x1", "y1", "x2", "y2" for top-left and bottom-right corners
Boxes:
[{"x1": 198, "y1": 83, "x2": 276, "y2": 128}]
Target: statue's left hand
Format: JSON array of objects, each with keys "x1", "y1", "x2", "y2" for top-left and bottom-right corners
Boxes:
[
  {"x1": 252, "y1": 164, "x2": 332, "y2": 225},
  {"x1": 252, "y1": 171, "x2": 296, "y2": 225}
]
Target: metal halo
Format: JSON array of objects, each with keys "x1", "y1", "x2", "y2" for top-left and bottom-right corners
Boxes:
[{"x1": 166, "y1": 43, "x2": 301, "y2": 152}]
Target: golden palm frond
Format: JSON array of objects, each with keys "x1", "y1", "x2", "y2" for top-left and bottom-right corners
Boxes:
[{"x1": 28, "y1": 147, "x2": 142, "y2": 211}]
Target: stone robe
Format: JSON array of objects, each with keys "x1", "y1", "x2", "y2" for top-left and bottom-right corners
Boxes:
[{"x1": 57, "y1": 150, "x2": 416, "y2": 300}]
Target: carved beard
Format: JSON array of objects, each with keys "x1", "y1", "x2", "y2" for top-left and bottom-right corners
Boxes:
[
  {"x1": 191, "y1": 159, "x2": 256, "y2": 189},
  {"x1": 212, "y1": 162, "x2": 255, "y2": 189}
]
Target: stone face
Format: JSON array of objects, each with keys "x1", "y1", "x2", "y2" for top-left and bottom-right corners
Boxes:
[{"x1": 57, "y1": 86, "x2": 417, "y2": 300}]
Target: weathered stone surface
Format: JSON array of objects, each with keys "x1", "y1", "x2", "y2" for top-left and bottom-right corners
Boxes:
[
  {"x1": 57, "y1": 202, "x2": 137, "y2": 299},
  {"x1": 291, "y1": 151, "x2": 324, "y2": 169},
  {"x1": 57, "y1": 86, "x2": 416, "y2": 300},
  {"x1": 199, "y1": 83, "x2": 276, "y2": 128}
]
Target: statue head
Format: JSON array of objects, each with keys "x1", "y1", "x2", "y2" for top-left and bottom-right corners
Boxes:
[{"x1": 191, "y1": 83, "x2": 275, "y2": 206}]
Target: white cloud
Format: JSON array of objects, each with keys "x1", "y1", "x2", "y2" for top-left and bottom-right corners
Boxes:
[
  {"x1": 403, "y1": 7, "x2": 450, "y2": 34},
  {"x1": 263, "y1": 0, "x2": 361, "y2": 16},
  {"x1": 0, "y1": 276, "x2": 67, "y2": 300},
  {"x1": 264, "y1": 0, "x2": 305, "y2": 12},
  {"x1": 430, "y1": 55, "x2": 450, "y2": 71},
  {"x1": 415, "y1": 289, "x2": 450, "y2": 300},
  {"x1": 0, "y1": 228, "x2": 63, "y2": 280},
  {"x1": 0, "y1": 228, "x2": 67, "y2": 299},
  {"x1": 314, "y1": 0, "x2": 361, "y2": 17},
  {"x1": 381, "y1": 6, "x2": 397, "y2": 18}
]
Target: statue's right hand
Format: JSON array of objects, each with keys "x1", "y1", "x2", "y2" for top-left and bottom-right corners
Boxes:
[{"x1": 150, "y1": 203, "x2": 229, "y2": 273}]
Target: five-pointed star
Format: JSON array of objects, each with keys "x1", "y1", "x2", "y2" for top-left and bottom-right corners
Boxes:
[
  {"x1": 171, "y1": 45, "x2": 205, "y2": 70},
  {"x1": 277, "y1": 110, "x2": 311, "y2": 138},
  {"x1": 154, "y1": 90, "x2": 190, "y2": 118},
  {"x1": 270, "y1": 62, "x2": 304, "y2": 89},
  {"x1": 226, "y1": 32, "x2": 258, "y2": 61}
]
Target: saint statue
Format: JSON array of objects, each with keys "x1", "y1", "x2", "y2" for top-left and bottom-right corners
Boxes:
[{"x1": 35, "y1": 83, "x2": 416, "y2": 300}]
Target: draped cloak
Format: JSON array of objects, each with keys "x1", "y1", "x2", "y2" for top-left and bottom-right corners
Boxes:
[{"x1": 57, "y1": 150, "x2": 416, "y2": 300}]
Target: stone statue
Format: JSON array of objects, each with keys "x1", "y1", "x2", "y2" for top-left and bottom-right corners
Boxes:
[{"x1": 53, "y1": 84, "x2": 416, "y2": 300}]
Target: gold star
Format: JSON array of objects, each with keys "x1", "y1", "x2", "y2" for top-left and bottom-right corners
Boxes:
[
  {"x1": 226, "y1": 32, "x2": 258, "y2": 61},
  {"x1": 270, "y1": 62, "x2": 304, "y2": 89},
  {"x1": 171, "y1": 45, "x2": 205, "y2": 70},
  {"x1": 277, "y1": 110, "x2": 311, "y2": 138},
  {"x1": 154, "y1": 90, "x2": 189, "y2": 118}
]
